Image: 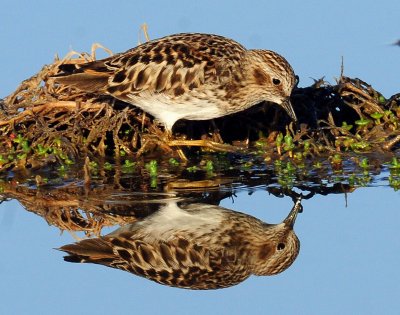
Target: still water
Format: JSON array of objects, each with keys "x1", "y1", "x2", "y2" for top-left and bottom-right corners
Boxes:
[{"x1": 0, "y1": 166, "x2": 399, "y2": 315}]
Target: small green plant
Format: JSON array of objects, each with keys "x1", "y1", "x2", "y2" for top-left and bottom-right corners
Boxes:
[
  {"x1": 389, "y1": 174, "x2": 400, "y2": 190},
  {"x1": 302, "y1": 140, "x2": 311, "y2": 154},
  {"x1": 370, "y1": 112, "x2": 383, "y2": 125},
  {"x1": 169, "y1": 158, "x2": 180, "y2": 166},
  {"x1": 283, "y1": 134, "x2": 295, "y2": 157},
  {"x1": 330, "y1": 153, "x2": 342, "y2": 170},
  {"x1": 88, "y1": 161, "x2": 98, "y2": 174},
  {"x1": 359, "y1": 158, "x2": 369, "y2": 169},
  {"x1": 104, "y1": 162, "x2": 113, "y2": 171},
  {"x1": 341, "y1": 121, "x2": 353, "y2": 131},
  {"x1": 350, "y1": 140, "x2": 371, "y2": 151},
  {"x1": 186, "y1": 165, "x2": 199, "y2": 173},
  {"x1": 275, "y1": 132, "x2": 284, "y2": 155},
  {"x1": 205, "y1": 160, "x2": 214, "y2": 172},
  {"x1": 389, "y1": 157, "x2": 400, "y2": 169},
  {"x1": 12, "y1": 134, "x2": 25, "y2": 144},
  {"x1": 355, "y1": 118, "x2": 372, "y2": 131},
  {"x1": 145, "y1": 160, "x2": 158, "y2": 177},
  {"x1": 121, "y1": 159, "x2": 136, "y2": 173},
  {"x1": 377, "y1": 95, "x2": 386, "y2": 104},
  {"x1": 64, "y1": 158, "x2": 74, "y2": 165},
  {"x1": 145, "y1": 160, "x2": 158, "y2": 188},
  {"x1": 35, "y1": 144, "x2": 50, "y2": 156},
  {"x1": 313, "y1": 161, "x2": 322, "y2": 169}
]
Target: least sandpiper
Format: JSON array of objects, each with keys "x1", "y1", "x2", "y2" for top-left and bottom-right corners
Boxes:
[
  {"x1": 52, "y1": 33, "x2": 297, "y2": 132},
  {"x1": 59, "y1": 198, "x2": 302, "y2": 289}
]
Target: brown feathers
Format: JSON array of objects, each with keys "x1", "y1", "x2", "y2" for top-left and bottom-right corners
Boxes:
[{"x1": 51, "y1": 33, "x2": 297, "y2": 130}]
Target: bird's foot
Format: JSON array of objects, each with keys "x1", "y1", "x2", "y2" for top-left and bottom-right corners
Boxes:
[{"x1": 167, "y1": 139, "x2": 241, "y2": 153}]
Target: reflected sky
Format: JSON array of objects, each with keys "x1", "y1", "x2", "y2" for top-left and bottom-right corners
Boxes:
[{"x1": 1, "y1": 186, "x2": 399, "y2": 314}]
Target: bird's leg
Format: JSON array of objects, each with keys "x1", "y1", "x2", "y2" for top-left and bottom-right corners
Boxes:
[
  {"x1": 165, "y1": 120, "x2": 241, "y2": 153},
  {"x1": 160, "y1": 129, "x2": 189, "y2": 161},
  {"x1": 167, "y1": 139, "x2": 240, "y2": 153}
]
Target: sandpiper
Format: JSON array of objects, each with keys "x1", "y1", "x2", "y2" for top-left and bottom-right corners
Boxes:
[{"x1": 52, "y1": 33, "x2": 297, "y2": 132}]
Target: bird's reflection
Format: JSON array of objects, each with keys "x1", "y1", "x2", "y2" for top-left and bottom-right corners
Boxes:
[{"x1": 60, "y1": 198, "x2": 302, "y2": 290}]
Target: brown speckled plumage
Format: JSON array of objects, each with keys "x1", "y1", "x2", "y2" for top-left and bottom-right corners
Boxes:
[
  {"x1": 53, "y1": 33, "x2": 297, "y2": 131},
  {"x1": 60, "y1": 198, "x2": 302, "y2": 290}
]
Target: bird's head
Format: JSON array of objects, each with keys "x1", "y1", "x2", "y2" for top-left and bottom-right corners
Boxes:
[{"x1": 247, "y1": 49, "x2": 297, "y2": 122}]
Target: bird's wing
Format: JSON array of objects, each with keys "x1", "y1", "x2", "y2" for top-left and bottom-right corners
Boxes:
[
  {"x1": 59, "y1": 232, "x2": 249, "y2": 289},
  {"x1": 52, "y1": 33, "x2": 247, "y2": 98}
]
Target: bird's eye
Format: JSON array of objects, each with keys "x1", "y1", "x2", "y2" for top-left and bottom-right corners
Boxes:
[
  {"x1": 272, "y1": 78, "x2": 281, "y2": 85},
  {"x1": 277, "y1": 243, "x2": 285, "y2": 250}
]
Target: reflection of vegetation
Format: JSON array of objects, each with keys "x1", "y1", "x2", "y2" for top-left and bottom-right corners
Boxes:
[
  {"x1": 0, "y1": 154, "x2": 363, "y2": 236},
  {"x1": 388, "y1": 157, "x2": 400, "y2": 190}
]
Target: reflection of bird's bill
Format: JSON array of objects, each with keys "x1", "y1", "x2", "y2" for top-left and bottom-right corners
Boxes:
[
  {"x1": 281, "y1": 99, "x2": 297, "y2": 122},
  {"x1": 283, "y1": 197, "x2": 302, "y2": 228}
]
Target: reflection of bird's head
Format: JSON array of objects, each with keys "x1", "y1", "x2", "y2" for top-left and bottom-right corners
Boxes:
[
  {"x1": 251, "y1": 198, "x2": 301, "y2": 276},
  {"x1": 252, "y1": 226, "x2": 300, "y2": 276}
]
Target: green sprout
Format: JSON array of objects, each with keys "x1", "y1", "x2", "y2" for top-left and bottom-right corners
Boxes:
[
  {"x1": 378, "y1": 95, "x2": 386, "y2": 104},
  {"x1": 150, "y1": 177, "x2": 158, "y2": 188},
  {"x1": 274, "y1": 160, "x2": 283, "y2": 172},
  {"x1": 121, "y1": 159, "x2": 136, "y2": 173},
  {"x1": 186, "y1": 165, "x2": 199, "y2": 173},
  {"x1": 57, "y1": 164, "x2": 68, "y2": 175},
  {"x1": 390, "y1": 157, "x2": 400, "y2": 169},
  {"x1": 342, "y1": 137, "x2": 355, "y2": 150},
  {"x1": 12, "y1": 134, "x2": 24, "y2": 144},
  {"x1": 313, "y1": 161, "x2": 322, "y2": 169},
  {"x1": 17, "y1": 153, "x2": 27, "y2": 160},
  {"x1": 283, "y1": 134, "x2": 294, "y2": 149},
  {"x1": 355, "y1": 118, "x2": 372, "y2": 131},
  {"x1": 276, "y1": 132, "x2": 284, "y2": 155},
  {"x1": 169, "y1": 158, "x2": 180, "y2": 166},
  {"x1": 35, "y1": 144, "x2": 49, "y2": 156},
  {"x1": 21, "y1": 140, "x2": 30, "y2": 153},
  {"x1": 302, "y1": 140, "x2": 311, "y2": 154},
  {"x1": 89, "y1": 161, "x2": 98, "y2": 170},
  {"x1": 389, "y1": 175, "x2": 400, "y2": 191},
  {"x1": 348, "y1": 174, "x2": 356, "y2": 186},
  {"x1": 276, "y1": 162, "x2": 296, "y2": 189},
  {"x1": 370, "y1": 112, "x2": 383, "y2": 125},
  {"x1": 350, "y1": 140, "x2": 371, "y2": 151},
  {"x1": 284, "y1": 161, "x2": 296, "y2": 173},
  {"x1": 53, "y1": 138, "x2": 62, "y2": 147},
  {"x1": 341, "y1": 121, "x2": 353, "y2": 131},
  {"x1": 330, "y1": 154, "x2": 342, "y2": 169},
  {"x1": 205, "y1": 160, "x2": 214, "y2": 172},
  {"x1": 293, "y1": 152, "x2": 303, "y2": 161},
  {"x1": 359, "y1": 158, "x2": 369, "y2": 169},
  {"x1": 145, "y1": 160, "x2": 158, "y2": 177},
  {"x1": 104, "y1": 162, "x2": 113, "y2": 171},
  {"x1": 64, "y1": 158, "x2": 74, "y2": 165}
]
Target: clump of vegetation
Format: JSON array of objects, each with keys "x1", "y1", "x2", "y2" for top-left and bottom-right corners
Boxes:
[{"x1": 0, "y1": 46, "x2": 399, "y2": 174}]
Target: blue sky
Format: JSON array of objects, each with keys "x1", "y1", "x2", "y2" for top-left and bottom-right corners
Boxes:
[
  {"x1": 1, "y1": 1, "x2": 400, "y2": 314},
  {"x1": 1, "y1": 0, "x2": 399, "y2": 98}
]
